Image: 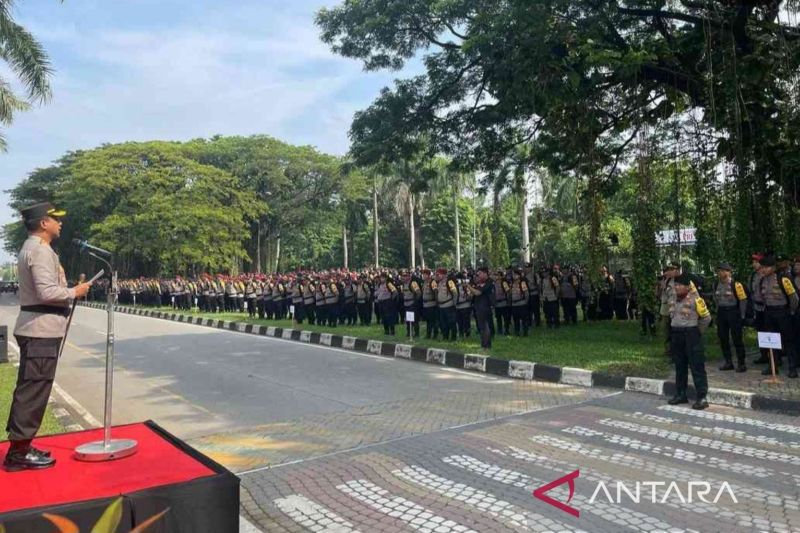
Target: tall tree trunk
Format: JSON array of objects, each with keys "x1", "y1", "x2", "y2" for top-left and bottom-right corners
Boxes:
[
  {"x1": 454, "y1": 186, "x2": 461, "y2": 270},
  {"x1": 521, "y1": 179, "x2": 531, "y2": 264},
  {"x1": 275, "y1": 234, "x2": 281, "y2": 272},
  {"x1": 373, "y1": 177, "x2": 380, "y2": 268},
  {"x1": 409, "y1": 192, "x2": 416, "y2": 269},
  {"x1": 343, "y1": 225, "x2": 349, "y2": 269},
  {"x1": 255, "y1": 220, "x2": 262, "y2": 274}
]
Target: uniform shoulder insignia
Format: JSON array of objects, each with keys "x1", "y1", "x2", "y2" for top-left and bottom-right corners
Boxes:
[
  {"x1": 411, "y1": 281, "x2": 419, "y2": 292},
  {"x1": 695, "y1": 297, "x2": 710, "y2": 317},
  {"x1": 503, "y1": 281, "x2": 510, "y2": 291},
  {"x1": 332, "y1": 284, "x2": 339, "y2": 294},
  {"x1": 782, "y1": 277, "x2": 796, "y2": 295},
  {"x1": 735, "y1": 282, "x2": 747, "y2": 300},
  {"x1": 431, "y1": 280, "x2": 438, "y2": 289},
  {"x1": 448, "y1": 280, "x2": 456, "y2": 291},
  {"x1": 522, "y1": 281, "x2": 528, "y2": 290},
  {"x1": 388, "y1": 282, "x2": 396, "y2": 292},
  {"x1": 689, "y1": 280, "x2": 697, "y2": 293}
]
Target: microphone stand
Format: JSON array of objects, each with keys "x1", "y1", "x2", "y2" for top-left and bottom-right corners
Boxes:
[{"x1": 75, "y1": 252, "x2": 138, "y2": 461}]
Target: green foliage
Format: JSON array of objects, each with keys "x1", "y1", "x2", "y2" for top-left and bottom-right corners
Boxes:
[{"x1": 0, "y1": 1, "x2": 54, "y2": 150}]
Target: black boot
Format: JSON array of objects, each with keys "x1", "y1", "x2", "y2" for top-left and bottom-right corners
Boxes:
[
  {"x1": 3, "y1": 440, "x2": 56, "y2": 472},
  {"x1": 719, "y1": 360, "x2": 735, "y2": 371},
  {"x1": 788, "y1": 368, "x2": 798, "y2": 379},
  {"x1": 736, "y1": 362, "x2": 747, "y2": 373},
  {"x1": 668, "y1": 395, "x2": 689, "y2": 405},
  {"x1": 692, "y1": 398, "x2": 709, "y2": 410}
]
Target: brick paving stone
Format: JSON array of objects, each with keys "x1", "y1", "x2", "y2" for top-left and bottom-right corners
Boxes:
[{"x1": 239, "y1": 390, "x2": 800, "y2": 532}]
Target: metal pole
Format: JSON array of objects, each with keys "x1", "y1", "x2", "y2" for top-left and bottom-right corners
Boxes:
[
  {"x1": 103, "y1": 270, "x2": 115, "y2": 446},
  {"x1": 75, "y1": 257, "x2": 137, "y2": 461}
]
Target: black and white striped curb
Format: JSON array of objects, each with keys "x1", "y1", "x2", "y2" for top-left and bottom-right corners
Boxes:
[{"x1": 78, "y1": 302, "x2": 799, "y2": 416}]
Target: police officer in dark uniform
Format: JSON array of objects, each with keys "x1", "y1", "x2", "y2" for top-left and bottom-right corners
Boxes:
[
  {"x1": 758, "y1": 255, "x2": 799, "y2": 377},
  {"x1": 668, "y1": 273, "x2": 712, "y2": 410},
  {"x1": 712, "y1": 262, "x2": 748, "y2": 372},
  {"x1": 4, "y1": 203, "x2": 92, "y2": 471}
]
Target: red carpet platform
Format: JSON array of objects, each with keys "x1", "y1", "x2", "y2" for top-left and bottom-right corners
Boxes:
[{"x1": 0, "y1": 421, "x2": 239, "y2": 533}]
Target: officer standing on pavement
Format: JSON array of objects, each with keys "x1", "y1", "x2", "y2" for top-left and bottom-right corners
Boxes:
[
  {"x1": 758, "y1": 255, "x2": 799, "y2": 377},
  {"x1": 4, "y1": 202, "x2": 92, "y2": 471},
  {"x1": 667, "y1": 272, "x2": 712, "y2": 410},
  {"x1": 712, "y1": 263, "x2": 748, "y2": 372}
]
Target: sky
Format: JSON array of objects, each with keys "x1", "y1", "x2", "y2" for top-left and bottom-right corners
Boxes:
[{"x1": 0, "y1": 0, "x2": 413, "y2": 262}]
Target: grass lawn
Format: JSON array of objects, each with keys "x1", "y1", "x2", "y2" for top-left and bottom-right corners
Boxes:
[
  {"x1": 141, "y1": 305, "x2": 753, "y2": 379},
  {"x1": 0, "y1": 363, "x2": 64, "y2": 437}
]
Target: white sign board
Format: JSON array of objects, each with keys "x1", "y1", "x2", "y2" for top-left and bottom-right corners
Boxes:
[
  {"x1": 758, "y1": 332, "x2": 782, "y2": 350},
  {"x1": 656, "y1": 228, "x2": 697, "y2": 247},
  {"x1": 406, "y1": 311, "x2": 416, "y2": 323},
  {"x1": 290, "y1": 305, "x2": 296, "y2": 316}
]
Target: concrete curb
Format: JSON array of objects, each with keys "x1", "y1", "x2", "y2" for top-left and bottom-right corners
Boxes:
[{"x1": 78, "y1": 302, "x2": 800, "y2": 415}]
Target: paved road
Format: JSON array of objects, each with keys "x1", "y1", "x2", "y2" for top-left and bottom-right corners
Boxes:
[{"x1": 1, "y1": 295, "x2": 798, "y2": 532}]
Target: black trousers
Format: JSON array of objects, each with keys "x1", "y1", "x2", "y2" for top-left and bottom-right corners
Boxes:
[
  {"x1": 357, "y1": 302, "x2": 372, "y2": 325},
  {"x1": 293, "y1": 302, "x2": 306, "y2": 323},
  {"x1": 326, "y1": 302, "x2": 339, "y2": 327},
  {"x1": 476, "y1": 309, "x2": 492, "y2": 349},
  {"x1": 6, "y1": 336, "x2": 60, "y2": 442},
  {"x1": 511, "y1": 305, "x2": 529, "y2": 336},
  {"x1": 439, "y1": 306, "x2": 457, "y2": 341},
  {"x1": 670, "y1": 327, "x2": 708, "y2": 398},
  {"x1": 343, "y1": 302, "x2": 357, "y2": 325},
  {"x1": 305, "y1": 303, "x2": 316, "y2": 325},
  {"x1": 257, "y1": 298, "x2": 266, "y2": 319},
  {"x1": 423, "y1": 306, "x2": 439, "y2": 338},
  {"x1": 754, "y1": 310, "x2": 770, "y2": 361},
  {"x1": 543, "y1": 300, "x2": 560, "y2": 328},
  {"x1": 529, "y1": 294, "x2": 541, "y2": 327},
  {"x1": 561, "y1": 298, "x2": 578, "y2": 325},
  {"x1": 495, "y1": 306, "x2": 511, "y2": 335},
  {"x1": 380, "y1": 299, "x2": 397, "y2": 334},
  {"x1": 764, "y1": 307, "x2": 797, "y2": 369},
  {"x1": 456, "y1": 307, "x2": 472, "y2": 337},
  {"x1": 716, "y1": 306, "x2": 745, "y2": 364},
  {"x1": 246, "y1": 296, "x2": 257, "y2": 318},
  {"x1": 598, "y1": 294, "x2": 613, "y2": 320},
  {"x1": 317, "y1": 304, "x2": 328, "y2": 326},
  {"x1": 613, "y1": 298, "x2": 629, "y2": 320}
]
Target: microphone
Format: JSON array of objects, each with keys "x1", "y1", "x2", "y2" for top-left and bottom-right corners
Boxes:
[{"x1": 72, "y1": 238, "x2": 112, "y2": 257}]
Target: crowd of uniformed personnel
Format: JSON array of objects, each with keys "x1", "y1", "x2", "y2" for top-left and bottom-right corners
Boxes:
[{"x1": 89, "y1": 252, "x2": 800, "y2": 400}]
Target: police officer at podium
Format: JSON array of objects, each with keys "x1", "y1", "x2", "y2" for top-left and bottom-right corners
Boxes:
[{"x1": 3, "y1": 202, "x2": 92, "y2": 472}]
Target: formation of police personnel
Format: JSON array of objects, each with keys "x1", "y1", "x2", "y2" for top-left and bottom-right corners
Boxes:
[
  {"x1": 101, "y1": 252, "x2": 800, "y2": 381},
  {"x1": 103, "y1": 264, "x2": 641, "y2": 344},
  {"x1": 653, "y1": 253, "x2": 800, "y2": 413}
]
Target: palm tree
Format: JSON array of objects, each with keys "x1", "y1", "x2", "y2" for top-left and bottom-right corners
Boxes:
[{"x1": 0, "y1": 0, "x2": 54, "y2": 150}]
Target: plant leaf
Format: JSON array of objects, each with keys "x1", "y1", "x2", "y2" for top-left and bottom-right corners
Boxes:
[
  {"x1": 129, "y1": 508, "x2": 170, "y2": 533},
  {"x1": 42, "y1": 513, "x2": 79, "y2": 533},
  {"x1": 91, "y1": 497, "x2": 123, "y2": 533}
]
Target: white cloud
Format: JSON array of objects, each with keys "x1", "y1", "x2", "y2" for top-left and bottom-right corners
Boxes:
[{"x1": 0, "y1": 2, "x2": 415, "y2": 262}]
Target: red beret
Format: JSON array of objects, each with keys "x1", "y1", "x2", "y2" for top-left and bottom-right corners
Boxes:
[
  {"x1": 751, "y1": 253, "x2": 764, "y2": 261},
  {"x1": 436, "y1": 268, "x2": 447, "y2": 275}
]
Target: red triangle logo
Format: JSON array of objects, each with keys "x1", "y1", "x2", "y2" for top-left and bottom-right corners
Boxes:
[{"x1": 532, "y1": 469, "x2": 580, "y2": 517}]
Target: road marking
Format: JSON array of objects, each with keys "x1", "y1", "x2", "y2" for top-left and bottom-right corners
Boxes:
[
  {"x1": 628, "y1": 412, "x2": 800, "y2": 449},
  {"x1": 598, "y1": 418, "x2": 800, "y2": 466},
  {"x1": 273, "y1": 494, "x2": 359, "y2": 532},
  {"x1": 493, "y1": 443, "x2": 790, "y2": 531},
  {"x1": 658, "y1": 405, "x2": 800, "y2": 436},
  {"x1": 563, "y1": 425, "x2": 782, "y2": 481},
  {"x1": 442, "y1": 455, "x2": 685, "y2": 533},
  {"x1": 7, "y1": 340, "x2": 101, "y2": 428},
  {"x1": 393, "y1": 465, "x2": 584, "y2": 532},
  {"x1": 239, "y1": 515, "x2": 263, "y2": 533},
  {"x1": 530, "y1": 434, "x2": 800, "y2": 511},
  {"x1": 337, "y1": 479, "x2": 476, "y2": 532}
]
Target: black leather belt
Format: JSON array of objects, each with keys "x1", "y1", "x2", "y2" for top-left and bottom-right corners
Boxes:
[{"x1": 21, "y1": 305, "x2": 70, "y2": 317}]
